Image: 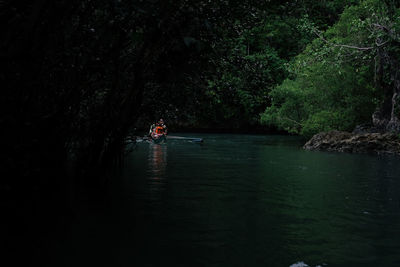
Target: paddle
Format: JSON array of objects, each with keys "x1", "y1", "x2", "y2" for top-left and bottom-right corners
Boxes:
[
  {"x1": 127, "y1": 135, "x2": 204, "y2": 143},
  {"x1": 166, "y1": 135, "x2": 203, "y2": 142}
]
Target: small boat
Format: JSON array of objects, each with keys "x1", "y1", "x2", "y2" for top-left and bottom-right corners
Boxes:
[{"x1": 151, "y1": 134, "x2": 167, "y2": 144}]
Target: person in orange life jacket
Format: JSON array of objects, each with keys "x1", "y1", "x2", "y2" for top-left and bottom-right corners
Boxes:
[
  {"x1": 151, "y1": 119, "x2": 167, "y2": 139},
  {"x1": 157, "y1": 119, "x2": 167, "y2": 135}
]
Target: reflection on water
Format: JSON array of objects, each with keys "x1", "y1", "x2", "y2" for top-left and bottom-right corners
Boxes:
[
  {"x1": 147, "y1": 144, "x2": 167, "y2": 194},
  {"x1": 148, "y1": 143, "x2": 168, "y2": 178}
]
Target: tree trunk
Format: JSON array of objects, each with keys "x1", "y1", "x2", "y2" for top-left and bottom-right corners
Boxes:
[{"x1": 372, "y1": 48, "x2": 400, "y2": 133}]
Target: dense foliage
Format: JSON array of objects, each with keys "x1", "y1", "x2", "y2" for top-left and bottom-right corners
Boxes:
[
  {"x1": 261, "y1": 0, "x2": 400, "y2": 137},
  {"x1": 187, "y1": 0, "x2": 360, "y2": 129}
]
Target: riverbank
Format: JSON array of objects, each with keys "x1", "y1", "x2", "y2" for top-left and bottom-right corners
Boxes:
[{"x1": 304, "y1": 130, "x2": 400, "y2": 155}]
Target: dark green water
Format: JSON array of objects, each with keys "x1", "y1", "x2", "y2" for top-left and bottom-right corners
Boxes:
[{"x1": 57, "y1": 134, "x2": 400, "y2": 267}]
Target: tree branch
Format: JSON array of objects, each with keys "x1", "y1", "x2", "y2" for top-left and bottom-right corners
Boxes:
[
  {"x1": 372, "y1": 23, "x2": 390, "y2": 32},
  {"x1": 314, "y1": 30, "x2": 374, "y2": 51},
  {"x1": 278, "y1": 116, "x2": 302, "y2": 126},
  {"x1": 376, "y1": 40, "x2": 390, "y2": 47}
]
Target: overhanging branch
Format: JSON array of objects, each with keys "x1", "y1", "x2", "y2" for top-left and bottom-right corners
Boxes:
[{"x1": 314, "y1": 30, "x2": 374, "y2": 51}]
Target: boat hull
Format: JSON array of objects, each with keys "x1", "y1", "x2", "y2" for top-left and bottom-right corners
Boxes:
[{"x1": 151, "y1": 134, "x2": 167, "y2": 144}]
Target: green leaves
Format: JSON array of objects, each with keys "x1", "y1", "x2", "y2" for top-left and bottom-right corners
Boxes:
[
  {"x1": 189, "y1": 0, "x2": 364, "y2": 130},
  {"x1": 204, "y1": 42, "x2": 285, "y2": 127},
  {"x1": 260, "y1": 0, "x2": 391, "y2": 137}
]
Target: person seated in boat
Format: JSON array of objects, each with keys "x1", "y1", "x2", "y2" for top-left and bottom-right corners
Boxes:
[
  {"x1": 158, "y1": 118, "x2": 168, "y2": 135},
  {"x1": 148, "y1": 122, "x2": 156, "y2": 137},
  {"x1": 151, "y1": 119, "x2": 167, "y2": 139}
]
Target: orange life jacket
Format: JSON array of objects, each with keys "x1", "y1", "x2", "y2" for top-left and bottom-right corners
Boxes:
[{"x1": 155, "y1": 126, "x2": 164, "y2": 134}]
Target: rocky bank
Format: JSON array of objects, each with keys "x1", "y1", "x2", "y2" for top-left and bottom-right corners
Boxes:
[{"x1": 304, "y1": 130, "x2": 400, "y2": 155}]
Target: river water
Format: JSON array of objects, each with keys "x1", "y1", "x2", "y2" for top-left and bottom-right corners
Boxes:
[{"x1": 55, "y1": 134, "x2": 400, "y2": 267}]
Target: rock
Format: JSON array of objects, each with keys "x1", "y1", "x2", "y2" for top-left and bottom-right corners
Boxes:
[
  {"x1": 352, "y1": 123, "x2": 383, "y2": 134},
  {"x1": 372, "y1": 109, "x2": 389, "y2": 130},
  {"x1": 304, "y1": 130, "x2": 400, "y2": 155},
  {"x1": 372, "y1": 92, "x2": 400, "y2": 134}
]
